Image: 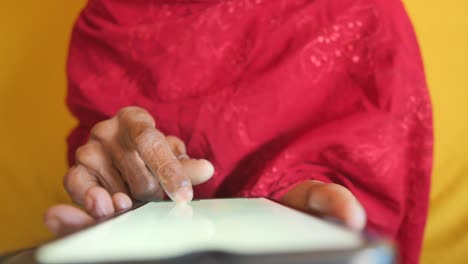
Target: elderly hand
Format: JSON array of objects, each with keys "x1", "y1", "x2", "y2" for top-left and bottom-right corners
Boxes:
[{"x1": 44, "y1": 106, "x2": 214, "y2": 236}]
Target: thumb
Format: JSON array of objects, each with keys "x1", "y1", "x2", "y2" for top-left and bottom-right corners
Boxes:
[{"x1": 281, "y1": 181, "x2": 366, "y2": 231}]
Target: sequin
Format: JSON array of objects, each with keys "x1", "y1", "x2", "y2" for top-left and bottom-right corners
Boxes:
[{"x1": 352, "y1": 55, "x2": 360, "y2": 63}]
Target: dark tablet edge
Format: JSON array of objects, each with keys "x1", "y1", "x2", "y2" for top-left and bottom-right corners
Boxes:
[{"x1": 35, "y1": 242, "x2": 395, "y2": 264}]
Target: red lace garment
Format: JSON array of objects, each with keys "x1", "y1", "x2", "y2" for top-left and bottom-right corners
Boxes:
[{"x1": 66, "y1": 0, "x2": 433, "y2": 263}]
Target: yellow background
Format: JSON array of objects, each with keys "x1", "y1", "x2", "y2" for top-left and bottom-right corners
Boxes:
[{"x1": 0, "y1": 1, "x2": 467, "y2": 263}]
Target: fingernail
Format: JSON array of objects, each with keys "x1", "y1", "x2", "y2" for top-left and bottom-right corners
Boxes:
[
  {"x1": 173, "y1": 187, "x2": 193, "y2": 204},
  {"x1": 88, "y1": 195, "x2": 113, "y2": 218},
  {"x1": 95, "y1": 199, "x2": 113, "y2": 218},
  {"x1": 308, "y1": 195, "x2": 327, "y2": 212},
  {"x1": 115, "y1": 194, "x2": 132, "y2": 212},
  {"x1": 349, "y1": 203, "x2": 367, "y2": 231},
  {"x1": 45, "y1": 218, "x2": 60, "y2": 235},
  {"x1": 85, "y1": 195, "x2": 95, "y2": 213}
]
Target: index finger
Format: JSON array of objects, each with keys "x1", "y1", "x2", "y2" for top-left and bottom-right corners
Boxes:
[{"x1": 118, "y1": 107, "x2": 193, "y2": 203}]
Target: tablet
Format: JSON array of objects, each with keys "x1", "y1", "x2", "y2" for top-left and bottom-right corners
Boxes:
[{"x1": 36, "y1": 198, "x2": 394, "y2": 264}]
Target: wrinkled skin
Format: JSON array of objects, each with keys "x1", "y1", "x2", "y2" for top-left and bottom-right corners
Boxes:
[{"x1": 45, "y1": 106, "x2": 366, "y2": 237}]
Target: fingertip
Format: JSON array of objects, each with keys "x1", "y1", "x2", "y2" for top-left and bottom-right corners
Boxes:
[
  {"x1": 308, "y1": 184, "x2": 367, "y2": 231},
  {"x1": 345, "y1": 200, "x2": 367, "y2": 231},
  {"x1": 306, "y1": 183, "x2": 332, "y2": 212},
  {"x1": 112, "y1": 192, "x2": 133, "y2": 212},
  {"x1": 44, "y1": 205, "x2": 95, "y2": 237},
  {"x1": 199, "y1": 159, "x2": 215, "y2": 177},
  {"x1": 182, "y1": 159, "x2": 215, "y2": 185},
  {"x1": 85, "y1": 186, "x2": 115, "y2": 219},
  {"x1": 172, "y1": 187, "x2": 194, "y2": 204},
  {"x1": 195, "y1": 159, "x2": 215, "y2": 184},
  {"x1": 44, "y1": 207, "x2": 61, "y2": 236}
]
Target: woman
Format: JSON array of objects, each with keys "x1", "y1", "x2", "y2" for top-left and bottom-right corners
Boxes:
[{"x1": 45, "y1": 0, "x2": 433, "y2": 263}]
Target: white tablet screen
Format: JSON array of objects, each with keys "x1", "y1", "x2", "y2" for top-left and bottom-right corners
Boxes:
[{"x1": 37, "y1": 198, "x2": 363, "y2": 263}]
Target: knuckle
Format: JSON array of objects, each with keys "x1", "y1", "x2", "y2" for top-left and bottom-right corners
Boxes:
[
  {"x1": 134, "y1": 129, "x2": 165, "y2": 155},
  {"x1": 75, "y1": 144, "x2": 98, "y2": 165},
  {"x1": 132, "y1": 180, "x2": 163, "y2": 201},
  {"x1": 62, "y1": 171, "x2": 72, "y2": 193},
  {"x1": 118, "y1": 106, "x2": 143, "y2": 117},
  {"x1": 90, "y1": 120, "x2": 114, "y2": 141},
  {"x1": 118, "y1": 106, "x2": 154, "y2": 126},
  {"x1": 63, "y1": 167, "x2": 79, "y2": 196}
]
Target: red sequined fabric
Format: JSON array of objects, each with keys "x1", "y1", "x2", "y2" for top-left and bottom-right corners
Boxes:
[{"x1": 66, "y1": 1, "x2": 433, "y2": 263}]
